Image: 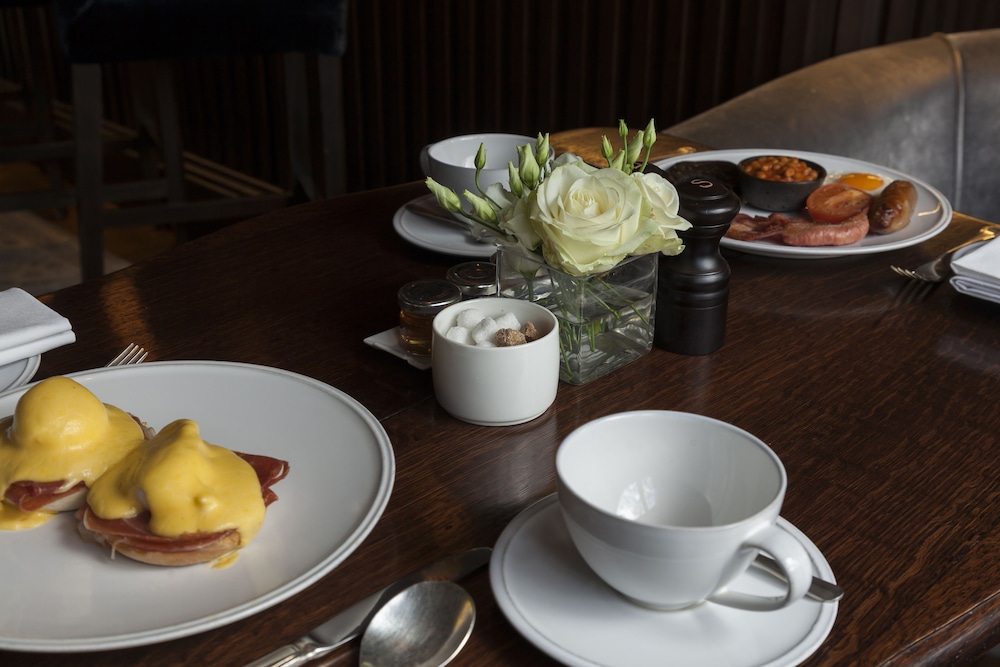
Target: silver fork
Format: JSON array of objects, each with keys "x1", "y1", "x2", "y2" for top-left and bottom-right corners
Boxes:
[
  {"x1": 891, "y1": 226, "x2": 997, "y2": 283},
  {"x1": 106, "y1": 343, "x2": 148, "y2": 367}
]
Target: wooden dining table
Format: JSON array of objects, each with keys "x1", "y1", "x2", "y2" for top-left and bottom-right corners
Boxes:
[{"x1": 4, "y1": 128, "x2": 1000, "y2": 666}]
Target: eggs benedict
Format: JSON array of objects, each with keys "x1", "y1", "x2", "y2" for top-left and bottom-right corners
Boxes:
[
  {"x1": 77, "y1": 419, "x2": 289, "y2": 566},
  {"x1": 0, "y1": 377, "x2": 148, "y2": 529}
]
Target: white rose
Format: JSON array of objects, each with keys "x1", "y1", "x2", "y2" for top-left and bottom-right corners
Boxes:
[
  {"x1": 530, "y1": 162, "x2": 657, "y2": 276},
  {"x1": 631, "y1": 172, "x2": 692, "y2": 256}
]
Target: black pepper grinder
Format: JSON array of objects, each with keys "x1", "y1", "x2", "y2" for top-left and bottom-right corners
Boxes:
[{"x1": 654, "y1": 176, "x2": 741, "y2": 355}]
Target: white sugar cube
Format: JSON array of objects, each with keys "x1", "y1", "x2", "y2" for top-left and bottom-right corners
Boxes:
[
  {"x1": 471, "y1": 317, "x2": 499, "y2": 346},
  {"x1": 446, "y1": 326, "x2": 471, "y2": 343},
  {"x1": 476, "y1": 340, "x2": 496, "y2": 348},
  {"x1": 456, "y1": 308, "x2": 485, "y2": 329},
  {"x1": 495, "y1": 312, "x2": 521, "y2": 330}
]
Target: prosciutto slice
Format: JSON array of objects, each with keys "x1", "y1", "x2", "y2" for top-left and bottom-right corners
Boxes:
[
  {"x1": 5, "y1": 480, "x2": 86, "y2": 511},
  {"x1": 76, "y1": 451, "x2": 289, "y2": 556}
]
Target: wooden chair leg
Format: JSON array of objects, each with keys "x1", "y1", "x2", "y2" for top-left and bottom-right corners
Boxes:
[
  {"x1": 24, "y1": 5, "x2": 63, "y2": 193},
  {"x1": 151, "y1": 60, "x2": 186, "y2": 204},
  {"x1": 72, "y1": 63, "x2": 106, "y2": 282}
]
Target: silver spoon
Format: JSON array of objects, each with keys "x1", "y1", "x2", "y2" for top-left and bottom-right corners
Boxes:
[{"x1": 358, "y1": 580, "x2": 475, "y2": 667}]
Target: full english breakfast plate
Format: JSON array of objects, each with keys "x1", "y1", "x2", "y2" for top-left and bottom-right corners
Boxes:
[
  {"x1": 655, "y1": 149, "x2": 952, "y2": 259},
  {"x1": 0, "y1": 361, "x2": 395, "y2": 652}
]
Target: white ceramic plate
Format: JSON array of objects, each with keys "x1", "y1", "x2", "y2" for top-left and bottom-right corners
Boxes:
[
  {"x1": 491, "y1": 495, "x2": 837, "y2": 667},
  {"x1": 0, "y1": 361, "x2": 395, "y2": 652},
  {"x1": 654, "y1": 148, "x2": 952, "y2": 259},
  {"x1": 0, "y1": 355, "x2": 39, "y2": 394},
  {"x1": 393, "y1": 199, "x2": 496, "y2": 258}
]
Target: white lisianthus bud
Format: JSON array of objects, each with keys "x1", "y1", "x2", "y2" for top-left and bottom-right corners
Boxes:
[
  {"x1": 426, "y1": 178, "x2": 463, "y2": 212},
  {"x1": 508, "y1": 162, "x2": 524, "y2": 197},
  {"x1": 626, "y1": 132, "x2": 644, "y2": 171},
  {"x1": 535, "y1": 133, "x2": 550, "y2": 167},
  {"x1": 518, "y1": 145, "x2": 541, "y2": 190},
  {"x1": 609, "y1": 150, "x2": 625, "y2": 172},
  {"x1": 474, "y1": 144, "x2": 487, "y2": 171},
  {"x1": 463, "y1": 190, "x2": 498, "y2": 223},
  {"x1": 642, "y1": 119, "x2": 656, "y2": 149},
  {"x1": 601, "y1": 135, "x2": 613, "y2": 163}
]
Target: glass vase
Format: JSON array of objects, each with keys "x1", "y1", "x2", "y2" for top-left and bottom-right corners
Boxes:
[{"x1": 496, "y1": 246, "x2": 657, "y2": 385}]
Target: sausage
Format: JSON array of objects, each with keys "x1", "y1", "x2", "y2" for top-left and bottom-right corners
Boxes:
[
  {"x1": 781, "y1": 210, "x2": 870, "y2": 246},
  {"x1": 868, "y1": 180, "x2": 918, "y2": 234}
]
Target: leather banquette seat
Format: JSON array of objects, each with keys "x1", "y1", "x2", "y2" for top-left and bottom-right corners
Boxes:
[{"x1": 665, "y1": 29, "x2": 1000, "y2": 223}]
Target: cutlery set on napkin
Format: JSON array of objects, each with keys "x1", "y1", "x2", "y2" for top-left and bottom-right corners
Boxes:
[
  {"x1": 0, "y1": 288, "x2": 75, "y2": 370},
  {"x1": 951, "y1": 237, "x2": 1000, "y2": 305}
]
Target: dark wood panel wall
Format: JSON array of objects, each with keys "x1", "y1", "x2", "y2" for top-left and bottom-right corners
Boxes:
[{"x1": 2, "y1": 0, "x2": 999, "y2": 195}]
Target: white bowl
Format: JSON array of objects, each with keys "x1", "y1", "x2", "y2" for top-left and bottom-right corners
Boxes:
[{"x1": 431, "y1": 297, "x2": 559, "y2": 426}]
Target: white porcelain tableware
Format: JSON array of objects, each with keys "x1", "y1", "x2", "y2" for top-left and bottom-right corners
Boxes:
[
  {"x1": 420, "y1": 133, "x2": 536, "y2": 214},
  {"x1": 556, "y1": 410, "x2": 812, "y2": 611},
  {"x1": 0, "y1": 361, "x2": 394, "y2": 652},
  {"x1": 0, "y1": 355, "x2": 40, "y2": 394},
  {"x1": 392, "y1": 201, "x2": 496, "y2": 258},
  {"x1": 490, "y1": 495, "x2": 837, "y2": 667},
  {"x1": 431, "y1": 297, "x2": 558, "y2": 426},
  {"x1": 654, "y1": 148, "x2": 951, "y2": 259}
]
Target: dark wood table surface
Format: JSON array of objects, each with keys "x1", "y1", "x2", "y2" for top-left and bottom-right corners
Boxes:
[{"x1": 4, "y1": 129, "x2": 1000, "y2": 666}]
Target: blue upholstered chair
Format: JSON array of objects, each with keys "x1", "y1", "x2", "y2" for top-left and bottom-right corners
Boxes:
[
  {"x1": 49, "y1": 0, "x2": 350, "y2": 280},
  {"x1": 665, "y1": 29, "x2": 1000, "y2": 224}
]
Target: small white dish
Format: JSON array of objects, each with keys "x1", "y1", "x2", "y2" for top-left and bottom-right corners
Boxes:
[
  {"x1": 363, "y1": 327, "x2": 432, "y2": 370},
  {"x1": 491, "y1": 495, "x2": 838, "y2": 667},
  {"x1": 654, "y1": 148, "x2": 951, "y2": 259},
  {"x1": 393, "y1": 199, "x2": 495, "y2": 258},
  {"x1": 0, "y1": 354, "x2": 40, "y2": 394}
]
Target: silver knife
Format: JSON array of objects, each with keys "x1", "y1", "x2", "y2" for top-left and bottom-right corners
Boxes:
[
  {"x1": 245, "y1": 547, "x2": 492, "y2": 667},
  {"x1": 751, "y1": 553, "x2": 844, "y2": 602}
]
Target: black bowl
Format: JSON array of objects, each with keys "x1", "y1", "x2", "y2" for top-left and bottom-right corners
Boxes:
[{"x1": 736, "y1": 156, "x2": 826, "y2": 212}]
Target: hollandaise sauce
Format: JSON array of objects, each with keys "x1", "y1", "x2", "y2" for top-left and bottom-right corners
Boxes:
[
  {"x1": 87, "y1": 419, "x2": 266, "y2": 546},
  {"x1": 0, "y1": 503, "x2": 57, "y2": 529},
  {"x1": 0, "y1": 377, "x2": 145, "y2": 530}
]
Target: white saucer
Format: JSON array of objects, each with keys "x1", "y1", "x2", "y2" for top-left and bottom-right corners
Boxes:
[
  {"x1": 393, "y1": 199, "x2": 495, "y2": 258},
  {"x1": 0, "y1": 355, "x2": 40, "y2": 394},
  {"x1": 491, "y1": 495, "x2": 838, "y2": 667}
]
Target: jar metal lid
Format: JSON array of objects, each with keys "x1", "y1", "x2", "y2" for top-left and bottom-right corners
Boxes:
[
  {"x1": 398, "y1": 279, "x2": 462, "y2": 315},
  {"x1": 446, "y1": 261, "x2": 497, "y2": 297}
]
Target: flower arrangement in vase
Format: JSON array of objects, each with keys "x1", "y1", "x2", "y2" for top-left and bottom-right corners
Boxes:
[{"x1": 426, "y1": 120, "x2": 691, "y2": 384}]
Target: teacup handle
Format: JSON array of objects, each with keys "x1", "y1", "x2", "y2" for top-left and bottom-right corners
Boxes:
[{"x1": 708, "y1": 523, "x2": 812, "y2": 611}]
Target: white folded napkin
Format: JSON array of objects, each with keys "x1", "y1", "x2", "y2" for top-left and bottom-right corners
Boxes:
[
  {"x1": 950, "y1": 238, "x2": 1000, "y2": 306},
  {"x1": 0, "y1": 288, "x2": 76, "y2": 367}
]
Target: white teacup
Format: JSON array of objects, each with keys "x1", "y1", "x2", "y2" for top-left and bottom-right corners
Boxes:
[
  {"x1": 432, "y1": 297, "x2": 558, "y2": 426},
  {"x1": 420, "y1": 133, "x2": 536, "y2": 211},
  {"x1": 556, "y1": 410, "x2": 812, "y2": 611}
]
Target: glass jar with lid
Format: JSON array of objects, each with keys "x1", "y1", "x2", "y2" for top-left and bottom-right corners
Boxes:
[
  {"x1": 397, "y1": 279, "x2": 462, "y2": 356},
  {"x1": 446, "y1": 261, "x2": 497, "y2": 299}
]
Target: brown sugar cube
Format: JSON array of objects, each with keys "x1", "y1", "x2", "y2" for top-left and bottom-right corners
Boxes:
[
  {"x1": 521, "y1": 321, "x2": 540, "y2": 342},
  {"x1": 495, "y1": 328, "x2": 528, "y2": 347}
]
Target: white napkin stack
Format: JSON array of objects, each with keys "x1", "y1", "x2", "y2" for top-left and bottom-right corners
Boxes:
[
  {"x1": 0, "y1": 288, "x2": 76, "y2": 366},
  {"x1": 950, "y1": 238, "x2": 1000, "y2": 305}
]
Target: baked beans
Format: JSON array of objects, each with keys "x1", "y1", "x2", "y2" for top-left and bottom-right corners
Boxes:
[{"x1": 741, "y1": 156, "x2": 819, "y2": 183}]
